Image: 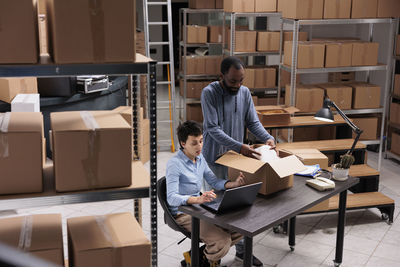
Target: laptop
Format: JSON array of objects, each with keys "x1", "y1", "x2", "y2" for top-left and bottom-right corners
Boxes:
[{"x1": 201, "y1": 182, "x2": 262, "y2": 214}]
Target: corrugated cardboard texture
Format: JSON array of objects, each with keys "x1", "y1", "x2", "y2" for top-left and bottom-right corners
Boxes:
[
  {"x1": 280, "y1": 148, "x2": 328, "y2": 169},
  {"x1": 46, "y1": 0, "x2": 136, "y2": 63},
  {"x1": 186, "y1": 103, "x2": 203, "y2": 122},
  {"x1": 285, "y1": 84, "x2": 324, "y2": 112},
  {"x1": 0, "y1": 78, "x2": 38, "y2": 103},
  {"x1": 227, "y1": 31, "x2": 257, "y2": 52},
  {"x1": 180, "y1": 80, "x2": 207, "y2": 99},
  {"x1": 187, "y1": 25, "x2": 208, "y2": 44},
  {"x1": 284, "y1": 41, "x2": 325, "y2": 68},
  {"x1": 256, "y1": 105, "x2": 298, "y2": 125},
  {"x1": 208, "y1": 26, "x2": 223, "y2": 43},
  {"x1": 377, "y1": 0, "x2": 400, "y2": 17},
  {"x1": 224, "y1": 0, "x2": 255, "y2": 12},
  {"x1": 391, "y1": 132, "x2": 400, "y2": 155},
  {"x1": 189, "y1": 0, "x2": 215, "y2": 9},
  {"x1": 394, "y1": 74, "x2": 400, "y2": 97},
  {"x1": 0, "y1": 0, "x2": 38, "y2": 63},
  {"x1": 243, "y1": 68, "x2": 256, "y2": 88},
  {"x1": 317, "y1": 83, "x2": 353, "y2": 110},
  {"x1": 51, "y1": 111, "x2": 132, "y2": 192},
  {"x1": 0, "y1": 214, "x2": 63, "y2": 265},
  {"x1": 67, "y1": 213, "x2": 151, "y2": 267},
  {"x1": 323, "y1": 0, "x2": 351, "y2": 18},
  {"x1": 217, "y1": 150, "x2": 305, "y2": 195},
  {"x1": 281, "y1": 0, "x2": 324, "y2": 19},
  {"x1": 204, "y1": 56, "x2": 223, "y2": 75},
  {"x1": 350, "y1": 117, "x2": 378, "y2": 140},
  {"x1": 0, "y1": 112, "x2": 44, "y2": 195},
  {"x1": 257, "y1": 32, "x2": 280, "y2": 52},
  {"x1": 348, "y1": 83, "x2": 381, "y2": 109},
  {"x1": 351, "y1": 0, "x2": 378, "y2": 18},
  {"x1": 183, "y1": 56, "x2": 206, "y2": 75},
  {"x1": 255, "y1": 0, "x2": 276, "y2": 12},
  {"x1": 325, "y1": 42, "x2": 352, "y2": 68},
  {"x1": 351, "y1": 42, "x2": 379, "y2": 66}
]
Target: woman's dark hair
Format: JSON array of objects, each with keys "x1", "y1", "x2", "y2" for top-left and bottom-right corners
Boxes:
[
  {"x1": 220, "y1": 56, "x2": 244, "y2": 75},
  {"x1": 177, "y1": 120, "x2": 203, "y2": 149}
]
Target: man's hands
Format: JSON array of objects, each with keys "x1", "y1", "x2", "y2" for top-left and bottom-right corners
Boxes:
[
  {"x1": 188, "y1": 190, "x2": 216, "y2": 204},
  {"x1": 266, "y1": 138, "x2": 276, "y2": 150},
  {"x1": 240, "y1": 144, "x2": 261, "y2": 159}
]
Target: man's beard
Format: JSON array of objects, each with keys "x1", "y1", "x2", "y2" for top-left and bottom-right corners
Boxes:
[{"x1": 222, "y1": 80, "x2": 240, "y2": 95}]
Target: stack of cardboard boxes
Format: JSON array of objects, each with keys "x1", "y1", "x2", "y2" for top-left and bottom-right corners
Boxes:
[{"x1": 243, "y1": 67, "x2": 276, "y2": 89}]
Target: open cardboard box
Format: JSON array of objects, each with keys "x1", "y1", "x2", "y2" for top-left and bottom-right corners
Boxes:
[
  {"x1": 255, "y1": 105, "x2": 299, "y2": 125},
  {"x1": 216, "y1": 148, "x2": 306, "y2": 196}
]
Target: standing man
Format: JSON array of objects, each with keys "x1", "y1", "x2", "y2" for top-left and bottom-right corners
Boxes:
[{"x1": 201, "y1": 56, "x2": 275, "y2": 267}]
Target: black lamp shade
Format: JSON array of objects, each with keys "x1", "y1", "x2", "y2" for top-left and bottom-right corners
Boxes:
[{"x1": 315, "y1": 107, "x2": 334, "y2": 122}]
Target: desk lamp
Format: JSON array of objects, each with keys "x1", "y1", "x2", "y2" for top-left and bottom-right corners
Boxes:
[{"x1": 314, "y1": 97, "x2": 363, "y2": 155}]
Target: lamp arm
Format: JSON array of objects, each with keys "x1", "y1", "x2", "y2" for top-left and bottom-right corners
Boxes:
[{"x1": 330, "y1": 101, "x2": 363, "y2": 155}]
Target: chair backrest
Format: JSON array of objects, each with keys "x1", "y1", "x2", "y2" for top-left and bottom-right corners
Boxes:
[{"x1": 157, "y1": 177, "x2": 191, "y2": 239}]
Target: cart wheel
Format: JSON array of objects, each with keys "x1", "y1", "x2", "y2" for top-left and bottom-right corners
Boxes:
[
  {"x1": 334, "y1": 261, "x2": 341, "y2": 267},
  {"x1": 290, "y1": 246, "x2": 295, "y2": 252},
  {"x1": 381, "y1": 213, "x2": 389, "y2": 221}
]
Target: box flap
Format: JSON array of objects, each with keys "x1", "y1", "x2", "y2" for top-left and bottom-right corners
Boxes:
[
  {"x1": 280, "y1": 148, "x2": 327, "y2": 160},
  {"x1": 4, "y1": 112, "x2": 43, "y2": 133},
  {"x1": 215, "y1": 150, "x2": 266, "y2": 174},
  {"x1": 283, "y1": 106, "x2": 300, "y2": 114},
  {"x1": 268, "y1": 155, "x2": 306, "y2": 178},
  {"x1": 51, "y1": 111, "x2": 130, "y2": 132}
]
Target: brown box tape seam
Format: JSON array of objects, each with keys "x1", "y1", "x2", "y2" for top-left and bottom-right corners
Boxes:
[
  {"x1": 18, "y1": 216, "x2": 33, "y2": 252},
  {"x1": 95, "y1": 216, "x2": 122, "y2": 267}
]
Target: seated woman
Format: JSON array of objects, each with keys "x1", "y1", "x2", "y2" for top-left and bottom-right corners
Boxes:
[{"x1": 166, "y1": 120, "x2": 245, "y2": 267}]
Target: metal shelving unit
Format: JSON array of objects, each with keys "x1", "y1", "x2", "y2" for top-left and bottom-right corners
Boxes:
[
  {"x1": 0, "y1": 53, "x2": 159, "y2": 267},
  {"x1": 179, "y1": 8, "x2": 224, "y2": 122},
  {"x1": 278, "y1": 18, "x2": 398, "y2": 171},
  {"x1": 386, "y1": 19, "x2": 400, "y2": 162}
]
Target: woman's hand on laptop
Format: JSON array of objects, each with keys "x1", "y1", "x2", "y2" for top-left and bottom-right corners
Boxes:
[
  {"x1": 188, "y1": 190, "x2": 217, "y2": 204},
  {"x1": 225, "y1": 172, "x2": 245, "y2": 189}
]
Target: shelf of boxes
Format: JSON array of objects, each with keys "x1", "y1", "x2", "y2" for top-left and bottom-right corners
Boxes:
[
  {"x1": 278, "y1": 17, "x2": 398, "y2": 171},
  {"x1": 0, "y1": 54, "x2": 159, "y2": 266}
]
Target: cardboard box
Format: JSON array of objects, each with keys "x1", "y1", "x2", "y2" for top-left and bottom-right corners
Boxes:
[
  {"x1": 189, "y1": 0, "x2": 215, "y2": 9},
  {"x1": 280, "y1": 148, "x2": 328, "y2": 169},
  {"x1": 186, "y1": 25, "x2": 208, "y2": 44},
  {"x1": 227, "y1": 31, "x2": 257, "y2": 52},
  {"x1": 216, "y1": 150, "x2": 306, "y2": 196},
  {"x1": 208, "y1": 26, "x2": 223, "y2": 43},
  {"x1": 325, "y1": 42, "x2": 352, "y2": 67},
  {"x1": 351, "y1": 0, "x2": 378, "y2": 18},
  {"x1": 285, "y1": 84, "x2": 325, "y2": 112},
  {"x1": 67, "y1": 213, "x2": 151, "y2": 267},
  {"x1": 323, "y1": 0, "x2": 351, "y2": 18},
  {"x1": 317, "y1": 83, "x2": 353, "y2": 110},
  {"x1": 0, "y1": 0, "x2": 38, "y2": 63},
  {"x1": 284, "y1": 41, "x2": 325, "y2": 69},
  {"x1": 0, "y1": 78, "x2": 38, "y2": 103},
  {"x1": 216, "y1": 0, "x2": 223, "y2": 8},
  {"x1": 11, "y1": 94, "x2": 40, "y2": 112},
  {"x1": 180, "y1": 80, "x2": 205, "y2": 98},
  {"x1": 184, "y1": 56, "x2": 206, "y2": 75},
  {"x1": 224, "y1": 0, "x2": 255, "y2": 12},
  {"x1": 205, "y1": 56, "x2": 223, "y2": 75},
  {"x1": 280, "y1": 69, "x2": 301, "y2": 87},
  {"x1": 377, "y1": 0, "x2": 400, "y2": 18},
  {"x1": 394, "y1": 74, "x2": 400, "y2": 97},
  {"x1": 0, "y1": 214, "x2": 63, "y2": 265},
  {"x1": 281, "y1": 0, "x2": 324, "y2": 19},
  {"x1": 257, "y1": 96, "x2": 284, "y2": 105},
  {"x1": 47, "y1": 0, "x2": 136, "y2": 63},
  {"x1": 257, "y1": 32, "x2": 280, "y2": 52},
  {"x1": 351, "y1": 42, "x2": 379, "y2": 66},
  {"x1": 243, "y1": 68, "x2": 256, "y2": 88},
  {"x1": 328, "y1": 72, "x2": 355, "y2": 82},
  {"x1": 391, "y1": 132, "x2": 400, "y2": 155},
  {"x1": 256, "y1": 105, "x2": 299, "y2": 126},
  {"x1": 283, "y1": 31, "x2": 309, "y2": 44},
  {"x1": 51, "y1": 111, "x2": 132, "y2": 192},
  {"x1": 186, "y1": 103, "x2": 203, "y2": 122},
  {"x1": 348, "y1": 83, "x2": 381, "y2": 109},
  {"x1": 254, "y1": 68, "x2": 276, "y2": 88},
  {"x1": 390, "y1": 102, "x2": 400, "y2": 124},
  {"x1": 255, "y1": 0, "x2": 277, "y2": 12},
  {"x1": 351, "y1": 117, "x2": 378, "y2": 140},
  {"x1": 0, "y1": 112, "x2": 44, "y2": 195}
]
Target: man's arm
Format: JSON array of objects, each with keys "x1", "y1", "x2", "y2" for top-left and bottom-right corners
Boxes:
[{"x1": 201, "y1": 87, "x2": 242, "y2": 152}]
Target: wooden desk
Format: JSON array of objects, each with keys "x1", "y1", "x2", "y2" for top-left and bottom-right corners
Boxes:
[
  {"x1": 179, "y1": 176, "x2": 359, "y2": 267},
  {"x1": 276, "y1": 139, "x2": 366, "y2": 152},
  {"x1": 262, "y1": 115, "x2": 347, "y2": 129}
]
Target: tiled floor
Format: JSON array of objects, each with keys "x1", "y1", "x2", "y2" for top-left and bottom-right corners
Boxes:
[{"x1": 1, "y1": 151, "x2": 400, "y2": 266}]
